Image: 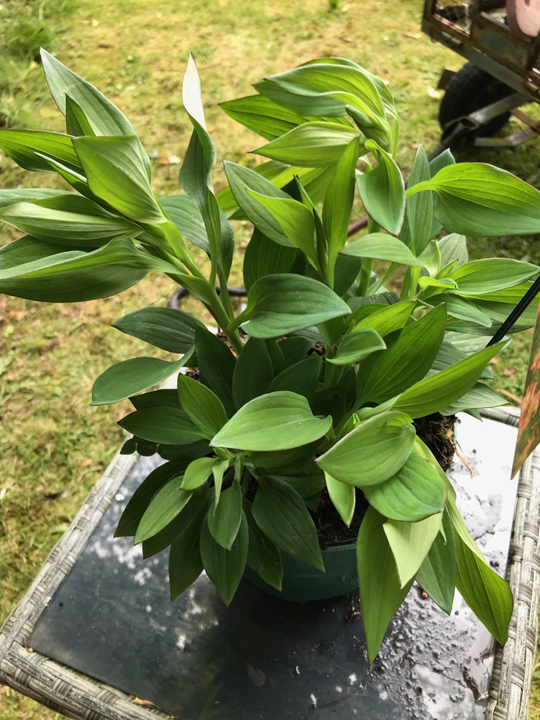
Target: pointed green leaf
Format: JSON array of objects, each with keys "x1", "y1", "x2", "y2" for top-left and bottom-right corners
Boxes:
[
  {"x1": 353, "y1": 301, "x2": 416, "y2": 337},
  {"x1": 358, "y1": 305, "x2": 446, "y2": 405},
  {"x1": 245, "y1": 504, "x2": 283, "y2": 590},
  {"x1": 356, "y1": 140, "x2": 405, "y2": 235},
  {"x1": 341, "y1": 233, "x2": 424, "y2": 267},
  {"x1": 0, "y1": 195, "x2": 141, "y2": 247},
  {"x1": 177, "y1": 373, "x2": 228, "y2": 437},
  {"x1": 325, "y1": 472, "x2": 356, "y2": 526},
  {"x1": 207, "y1": 481, "x2": 243, "y2": 549},
  {"x1": 393, "y1": 341, "x2": 506, "y2": 418},
  {"x1": 0, "y1": 236, "x2": 145, "y2": 303},
  {"x1": 384, "y1": 513, "x2": 442, "y2": 588},
  {"x1": 317, "y1": 412, "x2": 415, "y2": 487},
  {"x1": 231, "y1": 274, "x2": 350, "y2": 339},
  {"x1": 112, "y1": 307, "x2": 205, "y2": 354},
  {"x1": 362, "y1": 449, "x2": 447, "y2": 522},
  {"x1": 449, "y1": 258, "x2": 539, "y2": 296},
  {"x1": 323, "y1": 137, "x2": 360, "y2": 260},
  {"x1": 211, "y1": 391, "x2": 332, "y2": 452},
  {"x1": 447, "y1": 494, "x2": 513, "y2": 644},
  {"x1": 169, "y1": 515, "x2": 204, "y2": 600},
  {"x1": 73, "y1": 135, "x2": 164, "y2": 224},
  {"x1": 438, "y1": 233, "x2": 468, "y2": 269},
  {"x1": 252, "y1": 122, "x2": 360, "y2": 167},
  {"x1": 92, "y1": 356, "x2": 186, "y2": 405},
  {"x1": 416, "y1": 509, "x2": 457, "y2": 614},
  {"x1": 246, "y1": 190, "x2": 318, "y2": 266},
  {"x1": 0, "y1": 129, "x2": 82, "y2": 173},
  {"x1": 159, "y1": 194, "x2": 209, "y2": 252},
  {"x1": 329, "y1": 328, "x2": 386, "y2": 365},
  {"x1": 219, "y1": 94, "x2": 308, "y2": 140},
  {"x1": 119, "y1": 406, "x2": 207, "y2": 445},
  {"x1": 358, "y1": 507, "x2": 415, "y2": 663},
  {"x1": 115, "y1": 461, "x2": 185, "y2": 537},
  {"x1": 195, "y1": 325, "x2": 237, "y2": 417},
  {"x1": 232, "y1": 337, "x2": 274, "y2": 409},
  {"x1": 252, "y1": 476, "x2": 324, "y2": 571},
  {"x1": 180, "y1": 457, "x2": 217, "y2": 490},
  {"x1": 267, "y1": 355, "x2": 322, "y2": 402},
  {"x1": 406, "y1": 144, "x2": 433, "y2": 255},
  {"x1": 243, "y1": 228, "x2": 298, "y2": 293},
  {"x1": 135, "y1": 478, "x2": 193, "y2": 543},
  {"x1": 200, "y1": 511, "x2": 249, "y2": 605},
  {"x1": 407, "y1": 162, "x2": 540, "y2": 236}
]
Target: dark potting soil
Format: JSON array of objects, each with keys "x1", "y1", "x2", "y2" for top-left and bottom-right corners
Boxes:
[{"x1": 313, "y1": 413, "x2": 456, "y2": 547}]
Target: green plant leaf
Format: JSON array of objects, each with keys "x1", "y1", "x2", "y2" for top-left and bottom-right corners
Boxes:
[
  {"x1": 356, "y1": 140, "x2": 405, "y2": 235},
  {"x1": 0, "y1": 129, "x2": 82, "y2": 173},
  {"x1": 169, "y1": 515, "x2": 204, "y2": 600},
  {"x1": 442, "y1": 295, "x2": 493, "y2": 327},
  {"x1": 323, "y1": 138, "x2": 360, "y2": 261},
  {"x1": 245, "y1": 504, "x2": 283, "y2": 590},
  {"x1": 200, "y1": 511, "x2": 249, "y2": 605},
  {"x1": 0, "y1": 189, "x2": 74, "y2": 208},
  {"x1": 358, "y1": 506, "x2": 415, "y2": 663},
  {"x1": 317, "y1": 411, "x2": 415, "y2": 487},
  {"x1": 393, "y1": 341, "x2": 506, "y2": 418},
  {"x1": 0, "y1": 195, "x2": 141, "y2": 247},
  {"x1": 119, "y1": 406, "x2": 207, "y2": 445},
  {"x1": 207, "y1": 481, "x2": 243, "y2": 549},
  {"x1": 231, "y1": 274, "x2": 350, "y2": 338},
  {"x1": 267, "y1": 355, "x2": 322, "y2": 402},
  {"x1": 246, "y1": 190, "x2": 318, "y2": 267},
  {"x1": 223, "y1": 161, "x2": 294, "y2": 247},
  {"x1": 211, "y1": 391, "x2": 332, "y2": 451},
  {"x1": 278, "y1": 337, "x2": 314, "y2": 366},
  {"x1": 341, "y1": 233, "x2": 424, "y2": 267},
  {"x1": 363, "y1": 449, "x2": 446, "y2": 522},
  {"x1": 440, "y1": 382, "x2": 506, "y2": 415},
  {"x1": 449, "y1": 258, "x2": 539, "y2": 296},
  {"x1": 92, "y1": 356, "x2": 186, "y2": 405},
  {"x1": 357, "y1": 305, "x2": 446, "y2": 405},
  {"x1": 177, "y1": 373, "x2": 228, "y2": 437},
  {"x1": 135, "y1": 477, "x2": 193, "y2": 543},
  {"x1": 232, "y1": 337, "x2": 274, "y2": 409},
  {"x1": 180, "y1": 457, "x2": 218, "y2": 490},
  {"x1": 65, "y1": 94, "x2": 95, "y2": 136},
  {"x1": 407, "y1": 162, "x2": 540, "y2": 236},
  {"x1": 416, "y1": 510, "x2": 456, "y2": 614},
  {"x1": 159, "y1": 194, "x2": 209, "y2": 253},
  {"x1": 353, "y1": 301, "x2": 416, "y2": 337},
  {"x1": 325, "y1": 472, "x2": 355, "y2": 526},
  {"x1": 112, "y1": 307, "x2": 205, "y2": 354},
  {"x1": 384, "y1": 513, "x2": 442, "y2": 588},
  {"x1": 406, "y1": 144, "x2": 432, "y2": 255},
  {"x1": 252, "y1": 476, "x2": 324, "y2": 571},
  {"x1": 438, "y1": 233, "x2": 468, "y2": 269},
  {"x1": 115, "y1": 461, "x2": 185, "y2": 537},
  {"x1": 195, "y1": 325, "x2": 237, "y2": 417},
  {"x1": 40, "y1": 48, "x2": 151, "y2": 178},
  {"x1": 219, "y1": 94, "x2": 308, "y2": 140},
  {"x1": 276, "y1": 463, "x2": 326, "y2": 499},
  {"x1": 0, "y1": 236, "x2": 146, "y2": 302},
  {"x1": 243, "y1": 228, "x2": 298, "y2": 293},
  {"x1": 328, "y1": 328, "x2": 386, "y2": 365},
  {"x1": 252, "y1": 122, "x2": 360, "y2": 167},
  {"x1": 447, "y1": 494, "x2": 513, "y2": 644},
  {"x1": 73, "y1": 135, "x2": 164, "y2": 224}
]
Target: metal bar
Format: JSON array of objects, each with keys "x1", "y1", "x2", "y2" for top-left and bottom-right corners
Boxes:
[
  {"x1": 510, "y1": 107, "x2": 540, "y2": 130},
  {"x1": 467, "y1": 92, "x2": 526, "y2": 126},
  {"x1": 474, "y1": 127, "x2": 539, "y2": 146},
  {"x1": 487, "y1": 275, "x2": 540, "y2": 347}
]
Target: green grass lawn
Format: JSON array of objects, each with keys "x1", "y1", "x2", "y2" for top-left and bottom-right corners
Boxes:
[{"x1": 1, "y1": 0, "x2": 539, "y2": 717}]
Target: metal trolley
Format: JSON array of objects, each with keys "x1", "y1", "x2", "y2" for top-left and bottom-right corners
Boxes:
[{"x1": 422, "y1": 1, "x2": 540, "y2": 149}]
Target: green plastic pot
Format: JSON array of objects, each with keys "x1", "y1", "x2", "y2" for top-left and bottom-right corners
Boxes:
[{"x1": 244, "y1": 539, "x2": 358, "y2": 603}]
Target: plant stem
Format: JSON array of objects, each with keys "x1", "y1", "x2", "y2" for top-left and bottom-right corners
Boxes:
[
  {"x1": 368, "y1": 262, "x2": 400, "y2": 296},
  {"x1": 358, "y1": 258, "x2": 373, "y2": 296}
]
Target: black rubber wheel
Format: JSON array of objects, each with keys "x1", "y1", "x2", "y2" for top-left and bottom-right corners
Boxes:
[{"x1": 439, "y1": 62, "x2": 514, "y2": 139}]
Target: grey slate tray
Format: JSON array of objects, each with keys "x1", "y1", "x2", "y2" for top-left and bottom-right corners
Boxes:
[{"x1": 1, "y1": 407, "x2": 539, "y2": 720}]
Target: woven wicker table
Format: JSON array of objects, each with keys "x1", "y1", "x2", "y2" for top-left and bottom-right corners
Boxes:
[{"x1": 1, "y1": 407, "x2": 538, "y2": 720}]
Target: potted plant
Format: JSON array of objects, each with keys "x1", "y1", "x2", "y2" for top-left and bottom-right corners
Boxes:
[{"x1": 2, "y1": 51, "x2": 540, "y2": 664}]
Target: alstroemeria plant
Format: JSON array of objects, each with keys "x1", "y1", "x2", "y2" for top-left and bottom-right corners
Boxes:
[{"x1": 2, "y1": 50, "x2": 540, "y2": 661}]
